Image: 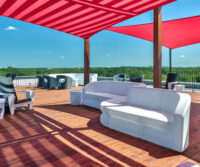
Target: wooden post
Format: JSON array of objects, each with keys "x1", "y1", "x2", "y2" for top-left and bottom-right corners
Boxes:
[
  {"x1": 169, "y1": 48, "x2": 172, "y2": 73},
  {"x1": 153, "y1": 8, "x2": 162, "y2": 88},
  {"x1": 84, "y1": 38, "x2": 90, "y2": 85}
]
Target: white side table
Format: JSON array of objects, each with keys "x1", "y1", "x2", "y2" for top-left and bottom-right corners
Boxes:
[
  {"x1": 0, "y1": 99, "x2": 6, "y2": 119},
  {"x1": 70, "y1": 90, "x2": 82, "y2": 105},
  {"x1": 175, "y1": 85, "x2": 185, "y2": 92}
]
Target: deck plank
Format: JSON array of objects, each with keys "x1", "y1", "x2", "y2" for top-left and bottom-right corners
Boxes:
[{"x1": 0, "y1": 86, "x2": 199, "y2": 167}]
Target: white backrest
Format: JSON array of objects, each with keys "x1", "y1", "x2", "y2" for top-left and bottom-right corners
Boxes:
[
  {"x1": 126, "y1": 87, "x2": 190, "y2": 113},
  {"x1": 126, "y1": 87, "x2": 162, "y2": 110},
  {"x1": 84, "y1": 81, "x2": 146, "y2": 96}
]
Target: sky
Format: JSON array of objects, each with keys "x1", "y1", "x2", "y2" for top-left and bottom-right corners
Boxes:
[{"x1": 0, "y1": 0, "x2": 199, "y2": 68}]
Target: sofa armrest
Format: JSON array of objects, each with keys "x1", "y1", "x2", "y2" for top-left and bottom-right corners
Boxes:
[
  {"x1": 174, "y1": 93, "x2": 191, "y2": 117},
  {"x1": 171, "y1": 95, "x2": 191, "y2": 152}
]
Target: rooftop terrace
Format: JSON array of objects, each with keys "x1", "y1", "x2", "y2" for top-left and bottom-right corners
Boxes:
[{"x1": 0, "y1": 86, "x2": 200, "y2": 167}]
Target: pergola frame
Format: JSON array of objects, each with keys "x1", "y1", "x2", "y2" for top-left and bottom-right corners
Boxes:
[
  {"x1": 153, "y1": 8, "x2": 162, "y2": 88},
  {"x1": 0, "y1": 0, "x2": 174, "y2": 87},
  {"x1": 84, "y1": 38, "x2": 90, "y2": 85},
  {"x1": 83, "y1": 7, "x2": 163, "y2": 87}
]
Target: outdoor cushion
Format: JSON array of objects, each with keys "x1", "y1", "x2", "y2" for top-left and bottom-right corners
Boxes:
[
  {"x1": 126, "y1": 87, "x2": 182, "y2": 113},
  {"x1": 106, "y1": 103, "x2": 174, "y2": 126},
  {"x1": 84, "y1": 92, "x2": 124, "y2": 101}
]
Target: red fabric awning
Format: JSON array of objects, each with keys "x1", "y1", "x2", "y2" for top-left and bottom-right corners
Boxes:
[
  {"x1": 0, "y1": 0, "x2": 175, "y2": 39},
  {"x1": 107, "y1": 15, "x2": 200, "y2": 49}
]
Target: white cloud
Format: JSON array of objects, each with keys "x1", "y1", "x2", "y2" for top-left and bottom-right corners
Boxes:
[
  {"x1": 60, "y1": 56, "x2": 65, "y2": 59},
  {"x1": 11, "y1": 64, "x2": 16, "y2": 67},
  {"x1": 106, "y1": 53, "x2": 110, "y2": 57},
  {"x1": 180, "y1": 55, "x2": 185, "y2": 58},
  {"x1": 5, "y1": 26, "x2": 17, "y2": 31}
]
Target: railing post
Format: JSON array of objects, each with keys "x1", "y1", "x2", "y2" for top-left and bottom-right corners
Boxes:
[
  {"x1": 84, "y1": 38, "x2": 90, "y2": 85},
  {"x1": 153, "y1": 7, "x2": 162, "y2": 88},
  {"x1": 169, "y1": 48, "x2": 172, "y2": 73}
]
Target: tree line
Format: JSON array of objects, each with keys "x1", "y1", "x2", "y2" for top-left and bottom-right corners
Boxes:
[{"x1": 1, "y1": 66, "x2": 200, "y2": 82}]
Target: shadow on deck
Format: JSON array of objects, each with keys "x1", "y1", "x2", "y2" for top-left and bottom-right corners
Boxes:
[{"x1": 0, "y1": 86, "x2": 200, "y2": 167}]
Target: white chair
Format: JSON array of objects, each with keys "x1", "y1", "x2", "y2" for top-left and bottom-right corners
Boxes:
[{"x1": 0, "y1": 77, "x2": 35, "y2": 115}]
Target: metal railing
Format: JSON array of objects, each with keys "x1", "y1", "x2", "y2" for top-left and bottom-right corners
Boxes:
[
  {"x1": 11, "y1": 72, "x2": 200, "y2": 92},
  {"x1": 175, "y1": 69, "x2": 200, "y2": 92},
  {"x1": 98, "y1": 75, "x2": 200, "y2": 92},
  {"x1": 13, "y1": 76, "x2": 38, "y2": 86}
]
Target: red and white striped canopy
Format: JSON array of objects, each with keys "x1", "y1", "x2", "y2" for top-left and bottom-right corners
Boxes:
[{"x1": 0, "y1": 0, "x2": 176, "y2": 39}]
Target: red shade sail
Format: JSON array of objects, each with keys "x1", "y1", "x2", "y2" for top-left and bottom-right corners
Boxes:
[
  {"x1": 107, "y1": 15, "x2": 200, "y2": 49},
  {"x1": 0, "y1": 0, "x2": 175, "y2": 39}
]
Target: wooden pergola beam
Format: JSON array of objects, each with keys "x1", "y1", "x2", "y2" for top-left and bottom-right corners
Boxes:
[
  {"x1": 84, "y1": 38, "x2": 90, "y2": 85},
  {"x1": 153, "y1": 8, "x2": 162, "y2": 88}
]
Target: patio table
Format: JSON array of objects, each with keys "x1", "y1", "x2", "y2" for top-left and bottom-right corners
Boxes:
[{"x1": 70, "y1": 90, "x2": 82, "y2": 105}]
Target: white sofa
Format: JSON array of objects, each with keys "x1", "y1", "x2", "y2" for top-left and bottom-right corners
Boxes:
[
  {"x1": 100, "y1": 87, "x2": 191, "y2": 152},
  {"x1": 82, "y1": 81, "x2": 146, "y2": 109},
  {"x1": 48, "y1": 73, "x2": 98, "y2": 86}
]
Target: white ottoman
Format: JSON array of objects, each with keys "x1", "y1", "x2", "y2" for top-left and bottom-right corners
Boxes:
[
  {"x1": 70, "y1": 90, "x2": 82, "y2": 105},
  {"x1": 0, "y1": 98, "x2": 6, "y2": 119},
  {"x1": 175, "y1": 85, "x2": 185, "y2": 92}
]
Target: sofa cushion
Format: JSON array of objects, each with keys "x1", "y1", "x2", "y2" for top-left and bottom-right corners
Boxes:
[
  {"x1": 100, "y1": 98, "x2": 126, "y2": 110},
  {"x1": 106, "y1": 103, "x2": 174, "y2": 127},
  {"x1": 85, "y1": 91, "x2": 124, "y2": 101},
  {"x1": 126, "y1": 88, "x2": 162, "y2": 110},
  {"x1": 83, "y1": 81, "x2": 146, "y2": 97}
]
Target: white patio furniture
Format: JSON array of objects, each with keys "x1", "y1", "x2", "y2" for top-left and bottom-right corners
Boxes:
[
  {"x1": 100, "y1": 87, "x2": 191, "y2": 152},
  {"x1": 0, "y1": 91, "x2": 35, "y2": 115},
  {"x1": 0, "y1": 77, "x2": 35, "y2": 115},
  {"x1": 82, "y1": 81, "x2": 146, "y2": 109},
  {"x1": 70, "y1": 90, "x2": 82, "y2": 105},
  {"x1": 175, "y1": 85, "x2": 185, "y2": 92},
  {"x1": 48, "y1": 73, "x2": 98, "y2": 86},
  {"x1": 0, "y1": 98, "x2": 5, "y2": 119}
]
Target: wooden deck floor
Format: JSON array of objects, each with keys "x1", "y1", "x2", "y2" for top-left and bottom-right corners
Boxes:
[{"x1": 0, "y1": 86, "x2": 200, "y2": 167}]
